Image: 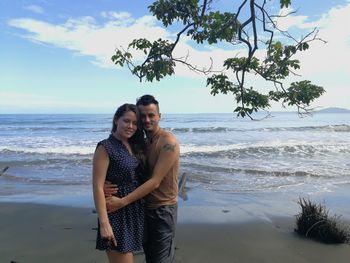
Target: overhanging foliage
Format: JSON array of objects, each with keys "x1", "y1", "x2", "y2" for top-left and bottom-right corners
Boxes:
[{"x1": 112, "y1": 0, "x2": 326, "y2": 119}]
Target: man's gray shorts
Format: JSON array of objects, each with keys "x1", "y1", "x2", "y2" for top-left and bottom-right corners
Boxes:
[{"x1": 143, "y1": 203, "x2": 178, "y2": 263}]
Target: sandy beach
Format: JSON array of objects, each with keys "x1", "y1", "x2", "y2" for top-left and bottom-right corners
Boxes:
[{"x1": 1, "y1": 202, "x2": 349, "y2": 263}]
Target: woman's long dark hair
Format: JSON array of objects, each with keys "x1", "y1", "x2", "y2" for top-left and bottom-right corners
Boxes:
[{"x1": 112, "y1": 104, "x2": 147, "y2": 166}]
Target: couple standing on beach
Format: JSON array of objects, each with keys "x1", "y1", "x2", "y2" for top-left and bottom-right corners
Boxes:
[{"x1": 93, "y1": 95, "x2": 180, "y2": 263}]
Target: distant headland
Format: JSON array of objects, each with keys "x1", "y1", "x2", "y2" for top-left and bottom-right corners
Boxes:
[{"x1": 316, "y1": 107, "x2": 350, "y2": 113}]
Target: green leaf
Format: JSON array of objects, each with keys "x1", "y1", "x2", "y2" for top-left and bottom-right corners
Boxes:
[
  {"x1": 286, "y1": 80, "x2": 325, "y2": 106},
  {"x1": 280, "y1": 0, "x2": 292, "y2": 8}
]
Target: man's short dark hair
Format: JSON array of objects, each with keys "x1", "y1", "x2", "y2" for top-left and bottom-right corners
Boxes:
[{"x1": 136, "y1": 94, "x2": 160, "y2": 112}]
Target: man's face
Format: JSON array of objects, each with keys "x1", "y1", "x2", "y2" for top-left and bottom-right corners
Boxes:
[{"x1": 138, "y1": 104, "x2": 160, "y2": 132}]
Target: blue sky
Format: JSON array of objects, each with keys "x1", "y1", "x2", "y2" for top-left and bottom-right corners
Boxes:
[{"x1": 1, "y1": 0, "x2": 349, "y2": 113}]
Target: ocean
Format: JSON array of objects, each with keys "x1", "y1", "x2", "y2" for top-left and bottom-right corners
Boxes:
[{"x1": 1, "y1": 112, "x2": 350, "y2": 211}]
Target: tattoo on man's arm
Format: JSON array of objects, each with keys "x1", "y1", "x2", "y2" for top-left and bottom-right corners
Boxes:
[{"x1": 163, "y1": 143, "x2": 176, "y2": 152}]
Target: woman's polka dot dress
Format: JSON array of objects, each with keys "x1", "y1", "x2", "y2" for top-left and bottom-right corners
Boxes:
[{"x1": 96, "y1": 134, "x2": 145, "y2": 253}]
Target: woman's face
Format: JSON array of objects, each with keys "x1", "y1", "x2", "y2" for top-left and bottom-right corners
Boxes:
[{"x1": 115, "y1": 110, "x2": 138, "y2": 140}]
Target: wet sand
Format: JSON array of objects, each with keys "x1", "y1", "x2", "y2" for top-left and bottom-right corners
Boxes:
[{"x1": 0, "y1": 202, "x2": 349, "y2": 263}]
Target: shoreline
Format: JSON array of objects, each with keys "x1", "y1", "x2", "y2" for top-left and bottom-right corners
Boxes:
[
  {"x1": 1, "y1": 202, "x2": 349, "y2": 263},
  {"x1": 1, "y1": 182, "x2": 350, "y2": 217}
]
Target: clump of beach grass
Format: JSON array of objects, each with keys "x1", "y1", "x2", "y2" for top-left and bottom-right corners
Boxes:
[{"x1": 295, "y1": 198, "x2": 349, "y2": 244}]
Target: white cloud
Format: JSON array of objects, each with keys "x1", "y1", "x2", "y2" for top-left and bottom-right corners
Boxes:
[
  {"x1": 7, "y1": 10, "x2": 242, "y2": 76},
  {"x1": 2, "y1": 10, "x2": 275, "y2": 78},
  {"x1": 274, "y1": 7, "x2": 310, "y2": 31},
  {"x1": 101, "y1": 11, "x2": 134, "y2": 25},
  {"x1": 301, "y1": 3, "x2": 350, "y2": 73},
  {"x1": 271, "y1": 3, "x2": 350, "y2": 75},
  {"x1": 8, "y1": 13, "x2": 170, "y2": 68},
  {"x1": 24, "y1": 5, "x2": 45, "y2": 14}
]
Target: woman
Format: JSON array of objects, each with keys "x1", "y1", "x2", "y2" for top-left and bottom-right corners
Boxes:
[{"x1": 93, "y1": 104, "x2": 146, "y2": 263}]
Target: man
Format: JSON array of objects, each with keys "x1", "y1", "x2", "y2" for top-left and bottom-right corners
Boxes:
[{"x1": 105, "y1": 94, "x2": 180, "y2": 263}]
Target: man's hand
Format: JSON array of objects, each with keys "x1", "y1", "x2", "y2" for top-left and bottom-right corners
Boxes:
[
  {"x1": 104, "y1": 181, "x2": 118, "y2": 197},
  {"x1": 106, "y1": 196, "x2": 126, "y2": 213}
]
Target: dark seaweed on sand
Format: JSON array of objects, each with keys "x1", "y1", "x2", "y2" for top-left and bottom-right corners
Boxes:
[{"x1": 295, "y1": 198, "x2": 349, "y2": 244}]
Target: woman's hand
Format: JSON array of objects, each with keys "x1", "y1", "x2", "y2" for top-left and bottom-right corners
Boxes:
[{"x1": 100, "y1": 221, "x2": 117, "y2": 247}]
